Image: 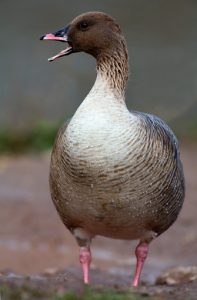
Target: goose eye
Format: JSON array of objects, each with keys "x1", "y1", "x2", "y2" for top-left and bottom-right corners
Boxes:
[{"x1": 79, "y1": 21, "x2": 89, "y2": 30}]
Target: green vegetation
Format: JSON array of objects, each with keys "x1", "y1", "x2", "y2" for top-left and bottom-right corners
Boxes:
[
  {"x1": 0, "y1": 285, "x2": 158, "y2": 300},
  {"x1": 0, "y1": 284, "x2": 46, "y2": 300},
  {"x1": 0, "y1": 121, "x2": 61, "y2": 154},
  {"x1": 50, "y1": 288, "x2": 145, "y2": 300}
]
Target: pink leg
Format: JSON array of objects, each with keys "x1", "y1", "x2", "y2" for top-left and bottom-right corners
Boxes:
[
  {"x1": 79, "y1": 247, "x2": 92, "y2": 284},
  {"x1": 132, "y1": 242, "x2": 149, "y2": 287}
]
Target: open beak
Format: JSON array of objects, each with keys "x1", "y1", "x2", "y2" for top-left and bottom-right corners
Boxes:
[{"x1": 40, "y1": 26, "x2": 73, "y2": 61}]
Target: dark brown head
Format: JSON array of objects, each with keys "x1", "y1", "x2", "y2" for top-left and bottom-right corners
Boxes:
[{"x1": 40, "y1": 12, "x2": 126, "y2": 62}]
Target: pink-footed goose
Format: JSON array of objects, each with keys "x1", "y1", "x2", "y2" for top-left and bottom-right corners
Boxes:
[{"x1": 40, "y1": 12, "x2": 185, "y2": 287}]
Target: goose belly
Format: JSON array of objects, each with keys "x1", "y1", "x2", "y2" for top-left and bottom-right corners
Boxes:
[{"x1": 50, "y1": 117, "x2": 184, "y2": 239}]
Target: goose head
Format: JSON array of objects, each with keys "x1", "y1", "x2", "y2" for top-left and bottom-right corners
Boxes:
[{"x1": 40, "y1": 12, "x2": 125, "y2": 62}]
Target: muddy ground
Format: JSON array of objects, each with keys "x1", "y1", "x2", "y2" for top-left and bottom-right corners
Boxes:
[{"x1": 0, "y1": 143, "x2": 196, "y2": 299}]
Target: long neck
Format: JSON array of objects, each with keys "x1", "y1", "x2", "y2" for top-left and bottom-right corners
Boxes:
[{"x1": 96, "y1": 37, "x2": 129, "y2": 99}]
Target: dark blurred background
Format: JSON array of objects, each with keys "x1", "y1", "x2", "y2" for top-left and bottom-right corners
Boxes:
[{"x1": 0, "y1": 0, "x2": 197, "y2": 153}]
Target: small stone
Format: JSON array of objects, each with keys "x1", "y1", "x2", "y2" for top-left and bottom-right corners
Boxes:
[
  {"x1": 156, "y1": 266, "x2": 197, "y2": 285},
  {"x1": 43, "y1": 267, "x2": 58, "y2": 276}
]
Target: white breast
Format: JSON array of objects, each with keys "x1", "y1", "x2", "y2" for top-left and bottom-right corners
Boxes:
[{"x1": 63, "y1": 72, "x2": 139, "y2": 166}]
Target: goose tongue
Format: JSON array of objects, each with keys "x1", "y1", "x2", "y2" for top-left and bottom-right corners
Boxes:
[{"x1": 40, "y1": 28, "x2": 73, "y2": 61}]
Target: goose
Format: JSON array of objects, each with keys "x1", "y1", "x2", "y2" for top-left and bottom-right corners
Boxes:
[{"x1": 40, "y1": 12, "x2": 185, "y2": 287}]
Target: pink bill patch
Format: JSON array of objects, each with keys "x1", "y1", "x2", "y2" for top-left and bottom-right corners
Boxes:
[{"x1": 43, "y1": 33, "x2": 67, "y2": 42}]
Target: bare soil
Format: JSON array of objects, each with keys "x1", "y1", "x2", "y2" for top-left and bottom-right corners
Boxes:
[{"x1": 0, "y1": 143, "x2": 196, "y2": 299}]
